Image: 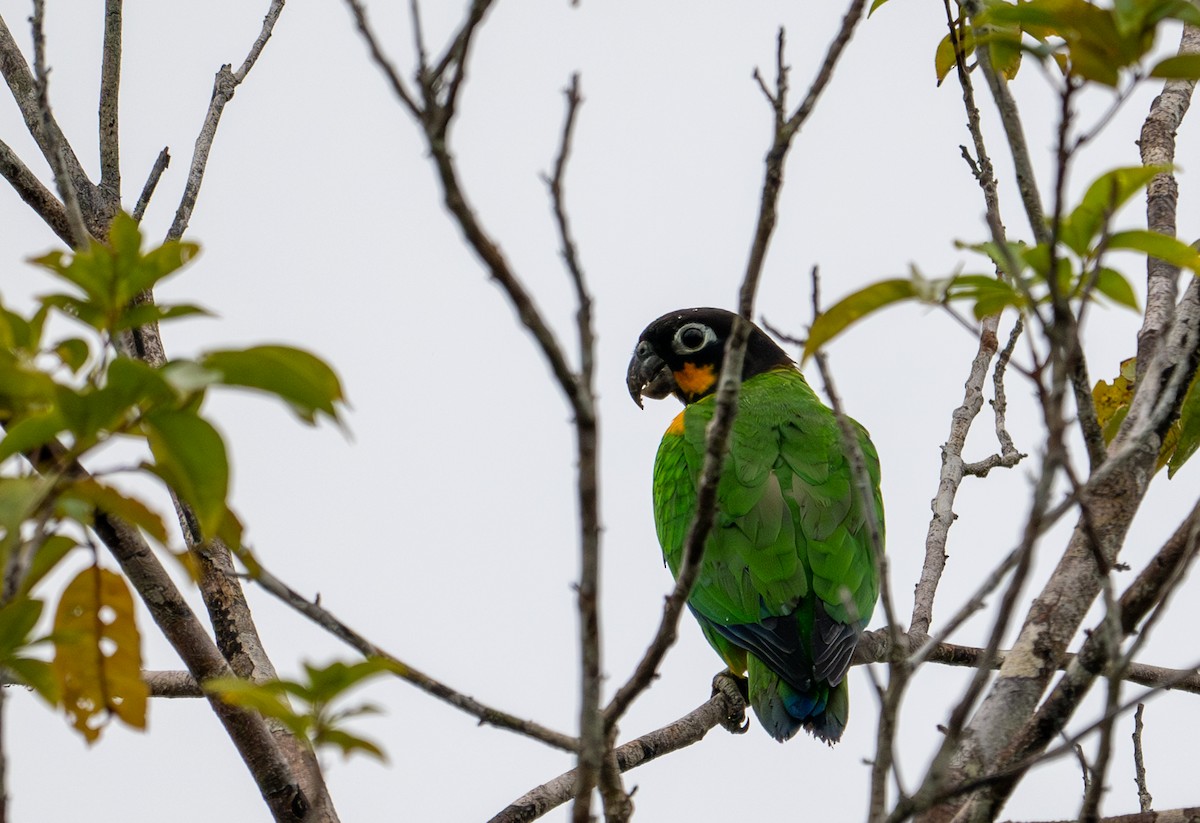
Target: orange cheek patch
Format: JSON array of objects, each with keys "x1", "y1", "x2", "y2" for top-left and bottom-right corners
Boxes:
[{"x1": 673, "y1": 362, "x2": 716, "y2": 398}]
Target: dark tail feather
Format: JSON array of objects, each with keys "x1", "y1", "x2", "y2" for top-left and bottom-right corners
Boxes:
[{"x1": 748, "y1": 656, "x2": 848, "y2": 744}]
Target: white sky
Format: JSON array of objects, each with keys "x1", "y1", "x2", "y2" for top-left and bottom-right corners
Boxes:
[{"x1": 3, "y1": 1, "x2": 1200, "y2": 821}]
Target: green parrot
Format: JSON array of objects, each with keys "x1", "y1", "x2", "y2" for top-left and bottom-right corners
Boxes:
[{"x1": 626, "y1": 307, "x2": 882, "y2": 743}]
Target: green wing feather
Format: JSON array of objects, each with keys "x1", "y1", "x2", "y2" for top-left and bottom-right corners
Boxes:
[{"x1": 651, "y1": 366, "x2": 883, "y2": 742}]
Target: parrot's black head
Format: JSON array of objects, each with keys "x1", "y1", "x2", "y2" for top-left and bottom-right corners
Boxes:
[{"x1": 627, "y1": 307, "x2": 794, "y2": 407}]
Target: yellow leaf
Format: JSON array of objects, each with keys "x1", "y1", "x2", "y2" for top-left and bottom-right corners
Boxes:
[
  {"x1": 52, "y1": 566, "x2": 148, "y2": 743},
  {"x1": 1092, "y1": 357, "x2": 1136, "y2": 444}
]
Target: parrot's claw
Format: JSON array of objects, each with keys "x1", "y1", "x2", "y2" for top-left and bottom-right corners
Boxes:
[{"x1": 711, "y1": 671, "x2": 750, "y2": 735}]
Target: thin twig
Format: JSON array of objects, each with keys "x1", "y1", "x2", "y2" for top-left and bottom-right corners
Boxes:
[
  {"x1": 809, "y1": 266, "x2": 897, "y2": 820},
  {"x1": 0, "y1": 13, "x2": 98, "y2": 228},
  {"x1": 1132, "y1": 704, "x2": 1152, "y2": 813},
  {"x1": 244, "y1": 559, "x2": 579, "y2": 753},
  {"x1": 28, "y1": 1, "x2": 88, "y2": 247},
  {"x1": 131, "y1": 147, "x2": 170, "y2": 223},
  {"x1": 539, "y1": 72, "x2": 608, "y2": 819},
  {"x1": 909, "y1": 313, "x2": 1003, "y2": 635},
  {"x1": 167, "y1": 0, "x2": 285, "y2": 241},
  {"x1": 962, "y1": 0, "x2": 1048, "y2": 244}
]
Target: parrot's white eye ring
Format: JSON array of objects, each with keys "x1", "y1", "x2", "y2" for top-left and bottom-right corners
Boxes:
[{"x1": 673, "y1": 323, "x2": 715, "y2": 355}]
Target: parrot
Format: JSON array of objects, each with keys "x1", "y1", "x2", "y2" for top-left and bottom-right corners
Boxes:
[{"x1": 626, "y1": 307, "x2": 882, "y2": 743}]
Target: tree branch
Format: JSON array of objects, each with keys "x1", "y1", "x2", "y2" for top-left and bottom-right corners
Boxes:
[
  {"x1": 243, "y1": 558, "x2": 579, "y2": 752},
  {"x1": 131, "y1": 147, "x2": 170, "y2": 223},
  {"x1": 98, "y1": 0, "x2": 121, "y2": 204},
  {"x1": 27, "y1": 1, "x2": 89, "y2": 247},
  {"x1": 488, "y1": 691, "x2": 736, "y2": 823},
  {"x1": 166, "y1": 0, "x2": 285, "y2": 241},
  {"x1": 0, "y1": 136, "x2": 71, "y2": 243},
  {"x1": 0, "y1": 11, "x2": 100, "y2": 232},
  {"x1": 1136, "y1": 23, "x2": 1200, "y2": 380}
]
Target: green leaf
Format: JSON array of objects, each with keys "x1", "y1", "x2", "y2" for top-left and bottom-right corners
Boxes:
[
  {"x1": 19, "y1": 534, "x2": 78, "y2": 596},
  {"x1": 39, "y1": 293, "x2": 107, "y2": 332},
  {"x1": 1061, "y1": 166, "x2": 1167, "y2": 256},
  {"x1": 201, "y1": 345, "x2": 347, "y2": 426},
  {"x1": 142, "y1": 410, "x2": 229, "y2": 538},
  {"x1": 947, "y1": 274, "x2": 1026, "y2": 318},
  {"x1": 804, "y1": 279, "x2": 917, "y2": 361},
  {"x1": 7, "y1": 656, "x2": 59, "y2": 703},
  {"x1": 302, "y1": 658, "x2": 394, "y2": 704},
  {"x1": 1107, "y1": 230, "x2": 1200, "y2": 272},
  {"x1": 123, "y1": 240, "x2": 200, "y2": 298},
  {"x1": 1150, "y1": 53, "x2": 1200, "y2": 79},
  {"x1": 53, "y1": 338, "x2": 91, "y2": 373},
  {"x1": 1092, "y1": 267, "x2": 1139, "y2": 310},
  {"x1": 204, "y1": 677, "x2": 310, "y2": 736},
  {"x1": 30, "y1": 250, "x2": 110, "y2": 306},
  {"x1": 55, "y1": 357, "x2": 173, "y2": 443},
  {"x1": 868, "y1": 0, "x2": 891, "y2": 15},
  {"x1": 0, "y1": 598, "x2": 43, "y2": 655},
  {"x1": 0, "y1": 409, "x2": 66, "y2": 463},
  {"x1": 58, "y1": 479, "x2": 170, "y2": 544},
  {"x1": 315, "y1": 727, "x2": 387, "y2": 762},
  {"x1": 935, "y1": 28, "x2": 974, "y2": 85},
  {"x1": 115, "y1": 302, "x2": 211, "y2": 333},
  {"x1": 1168, "y1": 364, "x2": 1200, "y2": 477},
  {"x1": 0, "y1": 477, "x2": 50, "y2": 563}
]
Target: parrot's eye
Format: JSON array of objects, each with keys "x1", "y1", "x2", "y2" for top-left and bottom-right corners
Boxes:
[{"x1": 673, "y1": 323, "x2": 713, "y2": 354}]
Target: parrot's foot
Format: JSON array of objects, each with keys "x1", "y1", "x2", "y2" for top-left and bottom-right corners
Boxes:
[{"x1": 711, "y1": 671, "x2": 750, "y2": 735}]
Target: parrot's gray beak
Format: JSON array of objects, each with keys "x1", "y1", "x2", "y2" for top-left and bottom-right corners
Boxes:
[{"x1": 627, "y1": 342, "x2": 676, "y2": 409}]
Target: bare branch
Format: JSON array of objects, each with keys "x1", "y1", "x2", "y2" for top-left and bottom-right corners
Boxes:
[
  {"x1": 910, "y1": 314, "x2": 1002, "y2": 635},
  {"x1": 538, "y1": 72, "x2": 608, "y2": 819},
  {"x1": 243, "y1": 558, "x2": 579, "y2": 753},
  {"x1": 342, "y1": 0, "x2": 420, "y2": 115},
  {"x1": 1136, "y1": 24, "x2": 1200, "y2": 377},
  {"x1": 0, "y1": 137, "x2": 71, "y2": 242},
  {"x1": 962, "y1": 0, "x2": 1048, "y2": 244},
  {"x1": 489, "y1": 691, "x2": 737, "y2": 823},
  {"x1": 131, "y1": 147, "x2": 170, "y2": 223},
  {"x1": 1132, "y1": 704, "x2": 1152, "y2": 813},
  {"x1": 1006, "y1": 809, "x2": 1200, "y2": 823},
  {"x1": 28, "y1": 1, "x2": 88, "y2": 247},
  {"x1": 0, "y1": 11, "x2": 99, "y2": 229},
  {"x1": 98, "y1": 0, "x2": 121, "y2": 203},
  {"x1": 167, "y1": 0, "x2": 285, "y2": 241}
]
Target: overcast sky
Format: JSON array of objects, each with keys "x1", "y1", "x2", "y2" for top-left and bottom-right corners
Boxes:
[{"x1": 3, "y1": 1, "x2": 1200, "y2": 821}]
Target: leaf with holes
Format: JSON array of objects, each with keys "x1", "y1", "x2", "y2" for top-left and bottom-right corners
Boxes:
[{"x1": 52, "y1": 566, "x2": 148, "y2": 743}]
